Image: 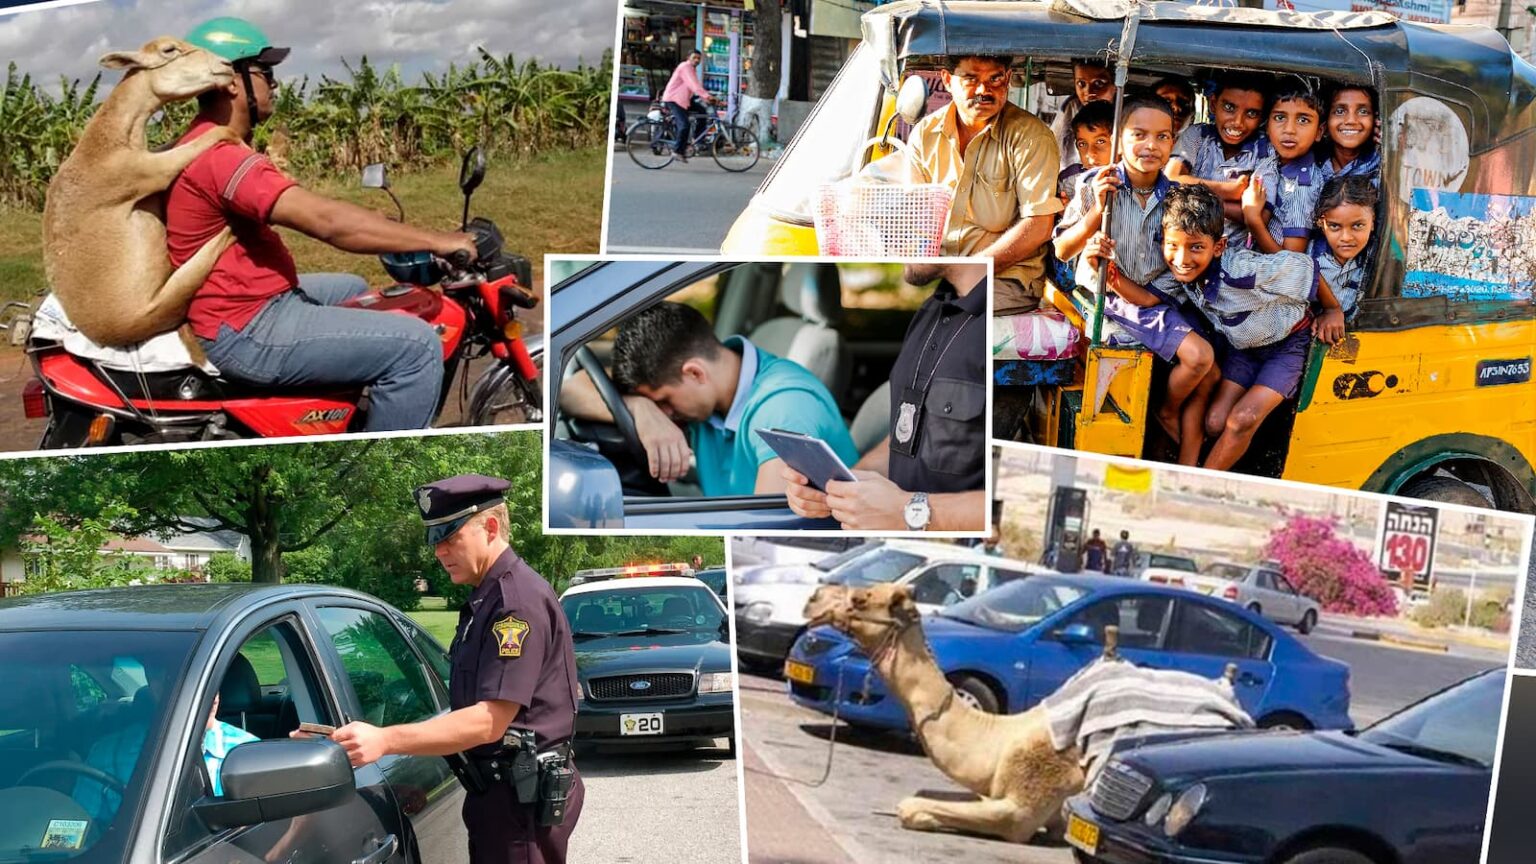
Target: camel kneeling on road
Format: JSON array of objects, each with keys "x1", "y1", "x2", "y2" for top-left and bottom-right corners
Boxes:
[{"x1": 803, "y1": 583, "x2": 1084, "y2": 843}]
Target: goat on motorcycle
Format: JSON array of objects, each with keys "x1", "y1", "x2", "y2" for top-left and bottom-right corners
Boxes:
[{"x1": 167, "y1": 17, "x2": 478, "y2": 431}]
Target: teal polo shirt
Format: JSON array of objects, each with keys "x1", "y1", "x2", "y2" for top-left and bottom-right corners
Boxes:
[{"x1": 688, "y1": 337, "x2": 858, "y2": 496}]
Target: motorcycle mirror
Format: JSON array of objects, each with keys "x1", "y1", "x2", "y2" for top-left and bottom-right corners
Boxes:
[
  {"x1": 895, "y1": 74, "x2": 928, "y2": 126},
  {"x1": 361, "y1": 163, "x2": 389, "y2": 189},
  {"x1": 459, "y1": 147, "x2": 486, "y2": 196}
]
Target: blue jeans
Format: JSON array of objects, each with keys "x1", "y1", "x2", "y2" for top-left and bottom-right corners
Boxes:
[
  {"x1": 666, "y1": 102, "x2": 690, "y2": 152},
  {"x1": 200, "y1": 273, "x2": 443, "y2": 432}
]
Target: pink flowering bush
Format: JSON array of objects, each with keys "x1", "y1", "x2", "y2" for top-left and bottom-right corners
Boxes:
[{"x1": 1265, "y1": 513, "x2": 1398, "y2": 617}]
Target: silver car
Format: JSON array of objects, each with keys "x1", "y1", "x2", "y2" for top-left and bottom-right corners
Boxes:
[{"x1": 1188, "y1": 562, "x2": 1321, "y2": 634}]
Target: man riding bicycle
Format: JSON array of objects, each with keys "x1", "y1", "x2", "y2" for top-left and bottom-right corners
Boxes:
[
  {"x1": 661, "y1": 50, "x2": 713, "y2": 159},
  {"x1": 165, "y1": 17, "x2": 478, "y2": 431}
]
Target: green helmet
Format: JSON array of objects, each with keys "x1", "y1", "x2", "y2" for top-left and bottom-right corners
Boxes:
[{"x1": 185, "y1": 17, "x2": 290, "y2": 66}]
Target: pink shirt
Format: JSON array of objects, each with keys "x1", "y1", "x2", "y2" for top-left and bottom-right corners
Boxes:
[{"x1": 661, "y1": 59, "x2": 709, "y2": 108}]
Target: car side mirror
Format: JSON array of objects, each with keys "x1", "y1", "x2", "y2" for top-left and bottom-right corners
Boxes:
[
  {"x1": 1055, "y1": 622, "x2": 1097, "y2": 644},
  {"x1": 361, "y1": 163, "x2": 388, "y2": 189},
  {"x1": 193, "y1": 739, "x2": 354, "y2": 830},
  {"x1": 895, "y1": 74, "x2": 928, "y2": 126},
  {"x1": 546, "y1": 441, "x2": 625, "y2": 530}
]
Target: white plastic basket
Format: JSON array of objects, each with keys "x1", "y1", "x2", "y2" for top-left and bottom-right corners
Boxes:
[{"x1": 812, "y1": 182, "x2": 953, "y2": 257}]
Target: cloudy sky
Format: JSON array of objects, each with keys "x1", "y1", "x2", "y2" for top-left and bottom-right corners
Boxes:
[{"x1": 0, "y1": 0, "x2": 618, "y2": 91}]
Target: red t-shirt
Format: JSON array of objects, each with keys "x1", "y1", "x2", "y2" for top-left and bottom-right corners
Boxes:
[{"x1": 165, "y1": 118, "x2": 300, "y2": 340}]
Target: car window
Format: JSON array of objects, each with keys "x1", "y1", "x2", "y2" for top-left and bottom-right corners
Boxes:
[
  {"x1": 563, "y1": 585, "x2": 724, "y2": 637},
  {"x1": 1362, "y1": 670, "x2": 1503, "y2": 768},
  {"x1": 1167, "y1": 601, "x2": 1273, "y2": 660},
  {"x1": 1272, "y1": 572, "x2": 1298, "y2": 595},
  {"x1": 400, "y1": 617, "x2": 453, "y2": 694},
  {"x1": 1204, "y1": 563, "x2": 1248, "y2": 582},
  {"x1": 1254, "y1": 571, "x2": 1274, "y2": 591},
  {"x1": 942, "y1": 578, "x2": 1090, "y2": 633},
  {"x1": 824, "y1": 548, "x2": 925, "y2": 586},
  {"x1": 908, "y1": 563, "x2": 980, "y2": 606},
  {"x1": 1148, "y1": 554, "x2": 1198, "y2": 573},
  {"x1": 0, "y1": 630, "x2": 196, "y2": 862},
  {"x1": 165, "y1": 620, "x2": 333, "y2": 858},
  {"x1": 991, "y1": 568, "x2": 1033, "y2": 587},
  {"x1": 316, "y1": 607, "x2": 441, "y2": 727},
  {"x1": 1063, "y1": 595, "x2": 1172, "y2": 649}
]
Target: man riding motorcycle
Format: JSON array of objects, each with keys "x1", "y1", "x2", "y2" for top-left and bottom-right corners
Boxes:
[{"x1": 166, "y1": 17, "x2": 478, "y2": 431}]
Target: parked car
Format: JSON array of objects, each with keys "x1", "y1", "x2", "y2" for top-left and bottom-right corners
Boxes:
[
  {"x1": 544, "y1": 260, "x2": 934, "y2": 531},
  {"x1": 786, "y1": 575, "x2": 1352, "y2": 732},
  {"x1": 0, "y1": 584, "x2": 469, "y2": 864},
  {"x1": 1063, "y1": 667, "x2": 1506, "y2": 864},
  {"x1": 736, "y1": 539, "x2": 1045, "y2": 669},
  {"x1": 693, "y1": 567, "x2": 728, "y2": 601},
  {"x1": 1175, "y1": 561, "x2": 1321, "y2": 634},
  {"x1": 730, "y1": 536, "x2": 863, "y2": 569},
  {"x1": 1134, "y1": 552, "x2": 1200, "y2": 585},
  {"x1": 559, "y1": 576, "x2": 735, "y2": 754}
]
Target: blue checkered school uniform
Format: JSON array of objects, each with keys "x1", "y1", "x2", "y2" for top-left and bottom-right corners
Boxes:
[
  {"x1": 1171, "y1": 123, "x2": 1271, "y2": 245},
  {"x1": 1311, "y1": 236, "x2": 1369, "y2": 322},
  {"x1": 1150, "y1": 246, "x2": 1318, "y2": 351},
  {"x1": 1253, "y1": 150, "x2": 1325, "y2": 250}
]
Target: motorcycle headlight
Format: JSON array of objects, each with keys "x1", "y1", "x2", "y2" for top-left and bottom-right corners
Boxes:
[
  {"x1": 698, "y1": 671, "x2": 734, "y2": 694},
  {"x1": 1163, "y1": 784, "x2": 1207, "y2": 837},
  {"x1": 1143, "y1": 792, "x2": 1172, "y2": 827},
  {"x1": 743, "y1": 601, "x2": 773, "y2": 624}
]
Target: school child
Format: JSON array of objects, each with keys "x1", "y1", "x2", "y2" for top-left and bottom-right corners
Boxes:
[
  {"x1": 1311, "y1": 177, "x2": 1377, "y2": 322},
  {"x1": 1146, "y1": 185, "x2": 1346, "y2": 471},
  {"x1": 1055, "y1": 96, "x2": 1218, "y2": 464},
  {"x1": 1166, "y1": 73, "x2": 1272, "y2": 240},
  {"x1": 1154, "y1": 76, "x2": 1196, "y2": 134},
  {"x1": 1050, "y1": 57, "x2": 1118, "y2": 170},
  {"x1": 1241, "y1": 82, "x2": 1325, "y2": 253},
  {"x1": 1058, "y1": 100, "x2": 1115, "y2": 204},
  {"x1": 1319, "y1": 84, "x2": 1381, "y2": 183}
]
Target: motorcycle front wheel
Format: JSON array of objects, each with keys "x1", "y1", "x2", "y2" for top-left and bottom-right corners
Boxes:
[{"x1": 467, "y1": 357, "x2": 544, "y2": 426}]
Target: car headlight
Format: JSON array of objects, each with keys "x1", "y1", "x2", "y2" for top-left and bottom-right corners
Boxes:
[
  {"x1": 742, "y1": 601, "x2": 773, "y2": 624},
  {"x1": 1163, "y1": 784, "x2": 1207, "y2": 837},
  {"x1": 698, "y1": 671, "x2": 734, "y2": 693},
  {"x1": 1143, "y1": 792, "x2": 1172, "y2": 827}
]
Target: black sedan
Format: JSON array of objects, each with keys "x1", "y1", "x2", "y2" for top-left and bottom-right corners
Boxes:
[
  {"x1": 1063, "y1": 667, "x2": 1505, "y2": 864},
  {"x1": 0, "y1": 584, "x2": 469, "y2": 864},
  {"x1": 560, "y1": 576, "x2": 735, "y2": 754}
]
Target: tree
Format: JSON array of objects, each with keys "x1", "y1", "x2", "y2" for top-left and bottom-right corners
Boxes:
[
  {"x1": 0, "y1": 432, "x2": 542, "y2": 585},
  {"x1": 1265, "y1": 512, "x2": 1398, "y2": 617},
  {"x1": 747, "y1": 1, "x2": 782, "y2": 102}
]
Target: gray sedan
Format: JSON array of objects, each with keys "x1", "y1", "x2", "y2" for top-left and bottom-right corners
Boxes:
[{"x1": 1177, "y1": 561, "x2": 1321, "y2": 633}]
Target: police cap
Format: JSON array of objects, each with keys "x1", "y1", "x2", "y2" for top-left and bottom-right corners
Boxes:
[{"x1": 415, "y1": 474, "x2": 510, "y2": 545}]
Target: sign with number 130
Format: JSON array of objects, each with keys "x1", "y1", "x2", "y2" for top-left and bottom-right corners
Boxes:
[{"x1": 1378, "y1": 501, "x2": 1439, "y2": 593}]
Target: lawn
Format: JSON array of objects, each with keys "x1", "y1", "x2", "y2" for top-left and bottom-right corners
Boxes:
[
  {"x1": 409, "y1": 598, "x2": 460, "y2": 648},
  {"x1": 0, "y1": 146, "x2": 605, "y2": 304}
]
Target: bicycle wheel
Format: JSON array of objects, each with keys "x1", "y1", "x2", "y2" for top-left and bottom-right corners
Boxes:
[
  {"x1": 711, "y1": 123, "x2": 761, "y2": 172},
  {"x1": 626, "y1": 120, "x2": 676, "y2": 169}
]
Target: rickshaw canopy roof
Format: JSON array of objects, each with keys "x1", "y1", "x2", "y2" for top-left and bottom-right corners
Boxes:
[{"x1": 860, "y1": 0, "x2": 1522, "y2": 94}]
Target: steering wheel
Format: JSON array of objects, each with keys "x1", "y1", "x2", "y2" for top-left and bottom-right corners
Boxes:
[
  {"x1": 17, "y1": 759, "x2": 126, "y2": 794},
  {"x1": 575, "y1": 346, "x2": 646, "y2": 466}
]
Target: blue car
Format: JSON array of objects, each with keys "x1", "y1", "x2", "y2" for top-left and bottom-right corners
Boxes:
[{"x1": 784, "y1": 575, "x2": 1352, "y2": 732}]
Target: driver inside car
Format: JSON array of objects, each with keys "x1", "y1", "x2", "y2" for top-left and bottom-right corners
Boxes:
[
  {"x1": 166, "y1": 17, "x2": 480, "y2": 432},
  {"x1": 559, "y1": 301, "x2": 858, "y2": 496}
]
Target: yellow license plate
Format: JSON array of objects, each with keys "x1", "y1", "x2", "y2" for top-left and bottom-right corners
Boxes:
[
  {"x1": 784, "y1": 660, "x2": 815, "y2": 684},
  {"x1": 1065, "y1": 813, "x2": 1099, "y2": 855}
]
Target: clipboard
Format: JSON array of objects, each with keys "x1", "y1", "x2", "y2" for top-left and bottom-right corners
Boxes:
[{"x1": 757, "y1": 428, "x2": 857, "y2": 492}]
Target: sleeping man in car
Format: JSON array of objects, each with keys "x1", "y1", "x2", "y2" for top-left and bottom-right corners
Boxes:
[{"x1": 558, "y1": 301, "x2": 858, "y2": 496}]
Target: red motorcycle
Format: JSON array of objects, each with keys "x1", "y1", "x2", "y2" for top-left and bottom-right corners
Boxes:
[{"x1": 22, "y1": 147, "x2": 543, "y2": 447}]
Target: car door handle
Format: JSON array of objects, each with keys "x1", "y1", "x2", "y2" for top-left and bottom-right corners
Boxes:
[
  {"x1": 1238, "y1": 672, "x2": 1265, "y2": 686},
  {"x1": 353, "y1": 834, "x2": 398, "y2": 864}
]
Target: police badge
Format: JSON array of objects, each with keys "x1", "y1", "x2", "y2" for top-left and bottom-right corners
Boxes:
[
  {"x1": 415, "y1": 487, "x2": 432, "y2": 515},
  {"x1": 891, "y1": 385, "x2": 925, "y2": 456}
]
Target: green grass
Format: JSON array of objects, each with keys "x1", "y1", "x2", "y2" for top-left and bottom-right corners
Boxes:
[
  {"x1": 408, "y1": 609, "x2": 460, "y2": 647},
  {"x1": 0, "y1": 147, "x2": 605, "y2": 304}
]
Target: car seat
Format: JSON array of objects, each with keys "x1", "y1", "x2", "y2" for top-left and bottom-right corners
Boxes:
[
  {"x1": 574, "y1": 605, "x2": 609, "y2": 633},
  {"x1": 658, "y1": 596, "x2": 692, "y2": 625},
  {"x1": 849, "y1": 381, "x2": 891, "y2": 455},
  {"x1": 218, "y1": 655, "x2": 271, "y2": 738},
  {"x1": 748, "y1": 263, "x2": 851, "y2": 397}
]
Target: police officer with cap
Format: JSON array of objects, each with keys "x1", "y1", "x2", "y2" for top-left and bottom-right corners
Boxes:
[{"x1": 330, "y1": 474, "x2": 583, "y2": 863}]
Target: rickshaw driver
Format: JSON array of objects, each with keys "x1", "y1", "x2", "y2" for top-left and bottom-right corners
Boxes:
[{"x1": 906, "y1": 55, "x2": 1063, "y2": 315}]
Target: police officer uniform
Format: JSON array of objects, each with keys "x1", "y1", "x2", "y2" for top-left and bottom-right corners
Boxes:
[
  {"x1": 417, "y1": 475, "x2": 584, "y2": 864},
  {"x1": 887, "y1": 275, "x2": 987, "y2": 529}
]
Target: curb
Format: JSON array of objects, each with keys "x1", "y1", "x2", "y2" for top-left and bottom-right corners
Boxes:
[{"x1": 1348, "y1": 628, "x2": 1450, "y2": 653}]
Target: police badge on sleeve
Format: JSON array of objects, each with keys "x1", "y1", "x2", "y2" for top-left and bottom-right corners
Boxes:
[{"x1": 492, "y1": 615, "x2": 530, "y2": 657}]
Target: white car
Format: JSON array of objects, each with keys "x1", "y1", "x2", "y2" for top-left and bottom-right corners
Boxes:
[
  {"x1": 1134, "y1": 552, "x2": 1201, "y2": 585},
  {"x1": 733, "y1": 539, "x2": 1050, "y2": 669}
]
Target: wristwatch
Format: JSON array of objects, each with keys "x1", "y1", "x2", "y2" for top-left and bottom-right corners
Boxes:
[{"x1": 903, "y1": 492, "x2": 932, "y2": 531}]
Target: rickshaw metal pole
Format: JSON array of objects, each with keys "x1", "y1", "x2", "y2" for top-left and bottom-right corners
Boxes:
[{"x1": 1091, "y1": 5, "x2": 1144, "y2": 347}]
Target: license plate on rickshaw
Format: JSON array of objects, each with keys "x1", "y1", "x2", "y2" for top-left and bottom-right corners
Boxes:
[
  {"x1": 784, "y1": 660, "x2": 815, "y2": 684},
  {"x1": 1065, "y1": 813, "x2": 1100, "y2": 855}
]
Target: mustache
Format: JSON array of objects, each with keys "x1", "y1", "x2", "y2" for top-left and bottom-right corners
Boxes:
[{"x1": 967, "y1": 94, "x2": 997, "y2": 107}]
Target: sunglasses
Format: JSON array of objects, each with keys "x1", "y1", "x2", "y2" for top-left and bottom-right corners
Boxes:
[{"x1": 240, "y1": 63, "x2": 278, "y2": 87}]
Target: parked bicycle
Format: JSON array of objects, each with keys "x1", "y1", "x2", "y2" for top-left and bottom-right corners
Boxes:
[{"x1": 626, "y1": 102, "x2": 760, "y2": 172}]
